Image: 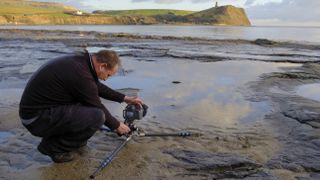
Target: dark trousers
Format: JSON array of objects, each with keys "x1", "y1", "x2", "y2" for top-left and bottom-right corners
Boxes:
[{"x1": 24, "y1": 104, "x2": 105, "y2": 154}]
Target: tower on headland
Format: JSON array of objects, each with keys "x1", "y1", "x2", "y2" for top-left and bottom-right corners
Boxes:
[{"x1": 215, "y1": 1, "x2": 218, "y2": 8}]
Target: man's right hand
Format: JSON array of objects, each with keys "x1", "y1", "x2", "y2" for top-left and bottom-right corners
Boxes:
[{"x1": 115, "y1": 122, "x2": 131, "y2": 136}]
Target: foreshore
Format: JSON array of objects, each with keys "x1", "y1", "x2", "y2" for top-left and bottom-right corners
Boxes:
[{"x1": 0, "y1": 29, "x2": 319, "y2": 179}]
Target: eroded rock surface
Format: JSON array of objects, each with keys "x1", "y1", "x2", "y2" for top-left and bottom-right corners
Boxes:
[{"x1": 163, "y1": 149, "x2": 276, "y2": 179}]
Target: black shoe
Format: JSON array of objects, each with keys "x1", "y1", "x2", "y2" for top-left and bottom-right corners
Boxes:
[{"x1": 37, "y1": 144, "x2": 74, "y2": 163}]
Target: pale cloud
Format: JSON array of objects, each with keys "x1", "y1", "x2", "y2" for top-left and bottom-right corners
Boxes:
[
  {"x1": 155, "y1": 0, "x2": 182, "y2": 4},
  {"x1": 244, "y1": 0, "x2": 282, "y2": 6},
  {"x1": 246, "y1": 0, "x2": 320, "y2": 26}
]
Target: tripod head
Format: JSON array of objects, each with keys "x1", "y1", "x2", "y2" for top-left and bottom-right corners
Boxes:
[{"x1": 123, "y1": 104, "x2": 148, "y2": 131}]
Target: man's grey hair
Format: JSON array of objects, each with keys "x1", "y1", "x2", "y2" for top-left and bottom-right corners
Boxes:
[{"x1": 94, "y1": 50, "x2": 121, "y2": 69}]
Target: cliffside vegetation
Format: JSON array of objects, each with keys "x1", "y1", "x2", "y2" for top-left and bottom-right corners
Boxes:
[
  {"x1": 93, "y1": 9, "x2": 194, "y2": 16},
  {"x1": 0, "y1": 0, "x2": 75, "y2": 16},
  {"x1": 0, "y1": 0, "x2": 251, "y2": 26}
]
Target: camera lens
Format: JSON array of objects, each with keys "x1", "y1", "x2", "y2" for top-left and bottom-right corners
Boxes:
[{"x1": 126, "y1": 111, "x2": 134, "y2": 118}]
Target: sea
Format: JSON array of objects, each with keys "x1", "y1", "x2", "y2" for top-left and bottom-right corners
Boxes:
[
  {"x1": 0, "y1": 25, "x2": 319, "y2": 44},
  {"x1": 1, "y1": 24, "x2": 320, "y2": 179}
]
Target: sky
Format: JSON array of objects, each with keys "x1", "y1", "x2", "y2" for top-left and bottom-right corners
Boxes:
[{"x1": 33, "y1": 0, "x2": 320, "y2": 26}]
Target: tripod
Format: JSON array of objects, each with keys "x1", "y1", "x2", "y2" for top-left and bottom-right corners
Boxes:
[{"x1": 89, "y1": 125, "x2": 194, "y2": 179}]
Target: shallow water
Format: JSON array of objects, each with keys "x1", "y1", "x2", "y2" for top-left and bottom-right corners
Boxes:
[
  {"x1": 105, "y1": 58, "x2": 299, "y2": 130},
  {"x1": 85, "y1": 46, "x2": 301, "y2": 130},
  {"x1": 296, "y1": 83, "x2": 320, "y2": 102},
  {"x1": 0, "y1": 88, "x2": 23, "y2": 106},
  {"x1": 0, "y1": 131, "x2": 13, "y2": 144}
]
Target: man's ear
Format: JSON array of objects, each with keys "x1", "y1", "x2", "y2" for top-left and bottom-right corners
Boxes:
[{"x1": 99, "y1": 63, "x2": 105, "y2": 71}]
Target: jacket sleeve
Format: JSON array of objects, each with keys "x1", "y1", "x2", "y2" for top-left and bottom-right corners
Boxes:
[
  {"x1": 68, "y1": 68, "x2": 120, "y2": 130},
  {"x1": 97, "y1": 81, "x2": 125, "y2": 103}
]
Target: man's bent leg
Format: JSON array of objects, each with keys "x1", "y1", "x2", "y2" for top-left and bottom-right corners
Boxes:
[
  {"x1": 26, "y1": 104, "x2": 105, "y2": 161},
  {"x1": 41, "y1": 104, "x2": 105, "y2": 154}
]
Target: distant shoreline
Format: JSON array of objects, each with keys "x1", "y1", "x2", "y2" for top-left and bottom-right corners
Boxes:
[
  {"x1": 1, "y1": 24, "x2": 320, "y2": 28},
  {"x1": 0, "y1": 23, "x2": 245, "y2": 27},
  {"x1": 0, "y1": 28, "x2": 319, "y2": 54},
  {"x1": 0, "y1": 25, "x2": 319, "y2": 45}
]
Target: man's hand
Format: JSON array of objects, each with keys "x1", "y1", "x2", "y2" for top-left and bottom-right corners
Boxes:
[
  {"x1": 115, "y1": 122, "x2": 131, "y2": 135},
  {"x1": 124, "y1": 96, "x2": 143, "y2": 108}
]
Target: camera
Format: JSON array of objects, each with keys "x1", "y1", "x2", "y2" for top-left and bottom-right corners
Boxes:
[{"x1": 123, "y1": 104, "x2": 148, "y2": 123}]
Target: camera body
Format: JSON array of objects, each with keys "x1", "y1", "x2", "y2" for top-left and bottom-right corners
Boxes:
[{"x1": 123, "y1": 104, "x2": 148, "y2": 124}]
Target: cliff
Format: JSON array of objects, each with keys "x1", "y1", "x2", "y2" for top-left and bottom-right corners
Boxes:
[
  {"x1": 94, "y1": 6, "x2": 251, "y2": 26},
  {"x1": 0, "y1": 15, "x2": 157, "y2": 25},
  {"x1": 0, "y1": 1, "x2": 251, "y2": 26},
  {"x1": 184, "y1": 5, "x2": 251, "y2": 26},
  {"x1": 0, "y1": 0, "x2": 76, "y2": 14}
]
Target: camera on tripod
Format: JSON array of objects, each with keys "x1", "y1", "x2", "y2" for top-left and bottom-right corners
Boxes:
[{"x1": 123, "y1": 104, "x2": 148, "y2": 124}]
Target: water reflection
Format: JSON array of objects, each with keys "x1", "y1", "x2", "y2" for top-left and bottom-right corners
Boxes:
[
  {"x1": 104, "y1": 58, "x2": 296, "y2": 129},
  {"x1": 0, "y1": 41, "x2": 301, "y2": 131},
  {"x1": 0, "y1": 88, "x2": 23, "y2": 106},
  {"x1": 296, "y1": 83, "x2": 320, "y2": 102},
  {"x1": 0, "y1": 131, "x2": 13, "y2": 144}
]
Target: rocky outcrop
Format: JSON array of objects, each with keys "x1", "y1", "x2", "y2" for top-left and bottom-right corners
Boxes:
[
  {"x1": 163, "y1": 149, "x2": 273, "y2": 179},
  {"x1": 184, "y1": 5, "x2": 251, "y2": 26},
  {"x1": 0, "y1": 15, "x2": 157, "y2": 25}
]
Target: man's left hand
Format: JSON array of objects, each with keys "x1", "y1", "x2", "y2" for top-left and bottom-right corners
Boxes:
[{"x1": 124, "y1": 96, "x2": 143, "y2": 108}]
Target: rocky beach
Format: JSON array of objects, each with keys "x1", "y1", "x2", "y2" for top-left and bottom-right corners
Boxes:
[{"x1": 0, "y1": 29, "x2": 320, "y2": 179}]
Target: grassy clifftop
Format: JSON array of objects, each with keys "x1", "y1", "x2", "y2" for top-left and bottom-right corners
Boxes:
[
  {"x1": 0, "y1": 0, "x2": 76, "y2": 16},
  {"x1": 97, "y1": 6, "x2": 251, "y2": 26},
  {"x1": 0, "y1": 0, "x2": 251, "y2": 26},
  {"x1": 93, "y1": 9, "x2": 194, "y2": 16},
  {"x1": 185, "y1": 5, "x2": 251, "y2": 26}
]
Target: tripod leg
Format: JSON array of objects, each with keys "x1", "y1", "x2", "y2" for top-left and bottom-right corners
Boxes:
[
  {"x1": 90, "y1": 135, "x2": 132, "y2": 179},
  {"x1": 137, "y1": 131, "x2": 193, "y2": 137}
]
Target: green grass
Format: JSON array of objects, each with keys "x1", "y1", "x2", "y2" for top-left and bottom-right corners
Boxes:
[
  {"x1": 0, "y1": 1, "x2": 194, "y2": 18},
  {"x1": 94, "y1": 9, "x2": 195, "y2": 16},
  {"x1": 0, "y1": 0, "x2": 75, "y2": 16}
]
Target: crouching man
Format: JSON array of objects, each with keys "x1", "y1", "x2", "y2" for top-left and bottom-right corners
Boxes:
[{"x1": 19, "y1": 50, "x2": 143, "y2": 163}]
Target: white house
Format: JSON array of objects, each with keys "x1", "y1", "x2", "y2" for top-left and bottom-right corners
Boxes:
[{"x1": 75, "y1": 11, "x2": 83, "y2": 15}]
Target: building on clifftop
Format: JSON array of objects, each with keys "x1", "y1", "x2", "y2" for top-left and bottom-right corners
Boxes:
[{"x1": 75, "y1": 11, "x2": 83, "y2": 15}]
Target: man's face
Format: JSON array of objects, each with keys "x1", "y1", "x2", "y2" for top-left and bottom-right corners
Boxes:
[{"x1": 98, "y1": 64, "x2": 118, "y2": 81}]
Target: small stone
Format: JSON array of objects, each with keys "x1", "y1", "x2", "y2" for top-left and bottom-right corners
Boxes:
[
  {"x1": 253, "y1": 39, "x2": 277, "y2": 46},
  {"x1": 172, "y1": 81, "x2": 181, "y2": 84}
]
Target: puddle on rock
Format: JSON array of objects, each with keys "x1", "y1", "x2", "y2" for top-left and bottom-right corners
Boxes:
[
  {"x1": 296, "y1": 83, "x2": 320, "y2": 102},
  {"x1": 101, "y1": 56, "x2": 300, "y2": 130},
  {"x1": 0, "y1": 88, "x2": 23, "y2": 106},
  {"x1": 0, "y1": 131, "x2": 13, "y2": 144}
]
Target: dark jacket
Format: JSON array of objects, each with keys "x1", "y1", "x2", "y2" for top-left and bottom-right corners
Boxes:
[{"x1": 19, "y1": 51, "x2": 124, "y2": 130}]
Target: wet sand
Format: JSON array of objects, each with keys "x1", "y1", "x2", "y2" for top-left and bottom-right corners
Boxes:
[{"x1": 0, "y1": 29, "x2": 320, "y2": 179}]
